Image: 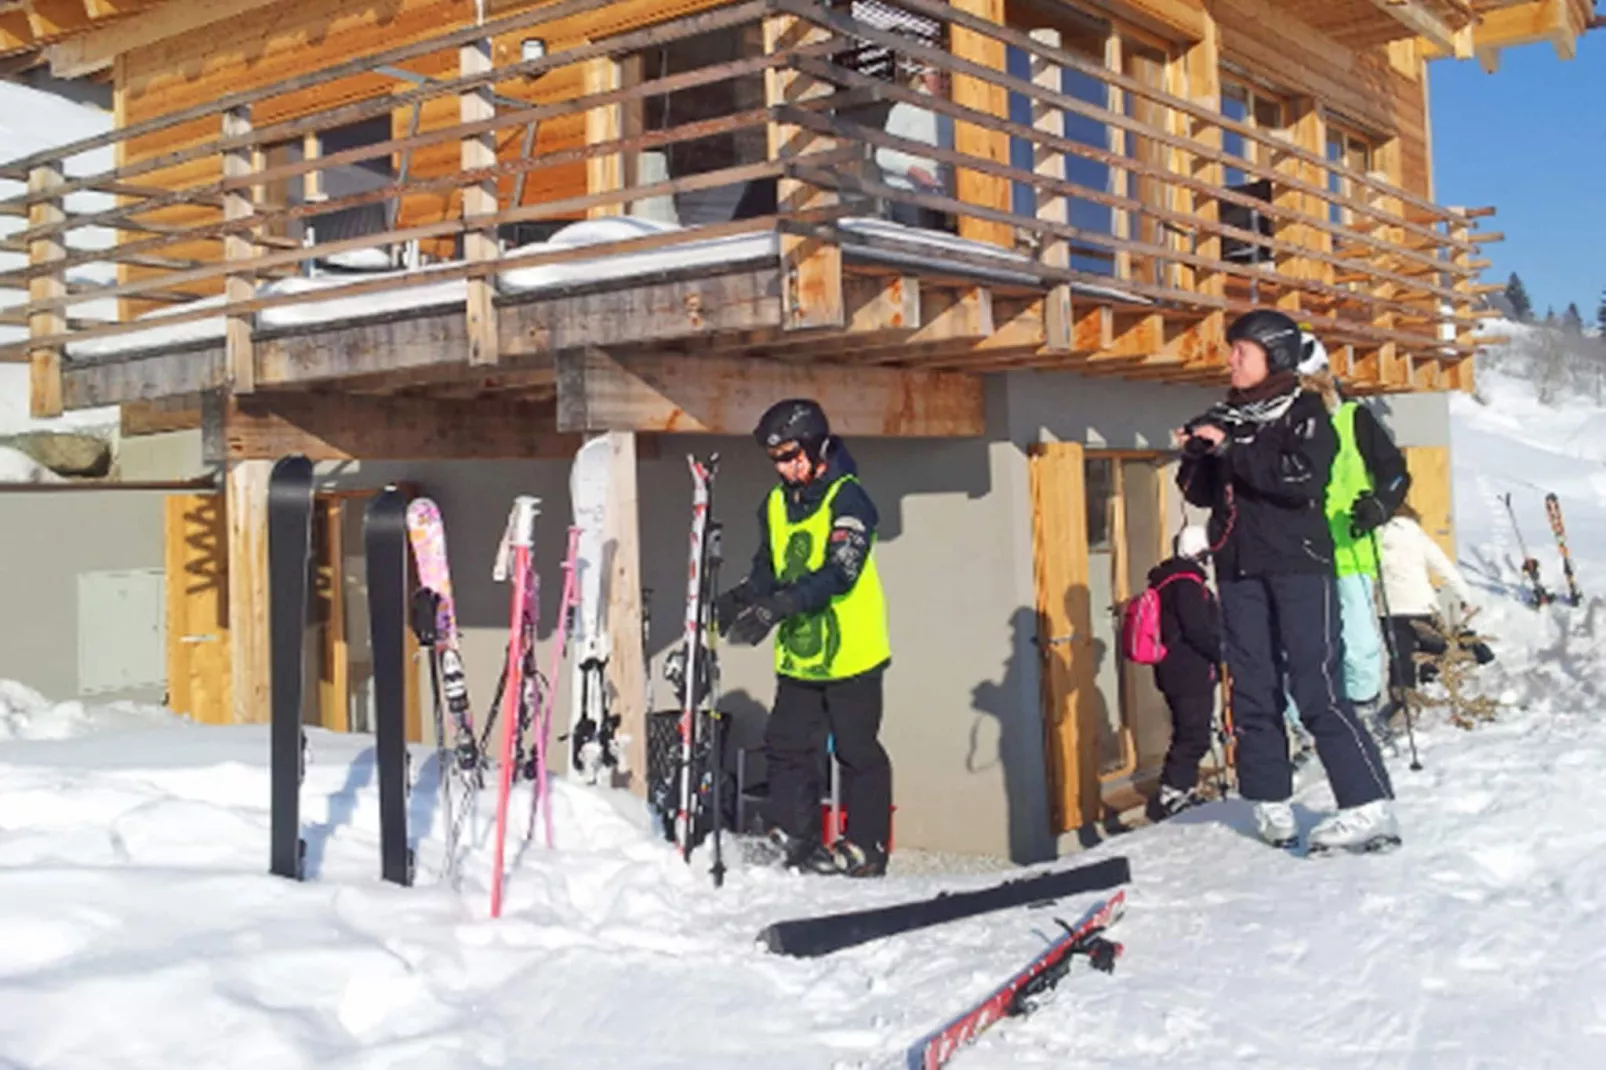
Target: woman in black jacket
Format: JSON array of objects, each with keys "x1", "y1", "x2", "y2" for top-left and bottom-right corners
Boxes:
[{"x1": 1177, "y1": 309, "x2": 1398, "y2": 856}]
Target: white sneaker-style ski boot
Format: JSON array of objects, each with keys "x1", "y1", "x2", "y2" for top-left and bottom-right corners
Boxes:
[
  {"x1": 1307, "y1": 799, "x2": 1402, "y2": 856},
  {"x1": 1254, "y1": 800, "x2": 1298, "y2": 849}
]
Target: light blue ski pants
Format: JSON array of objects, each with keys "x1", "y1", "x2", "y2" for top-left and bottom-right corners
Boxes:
[{"x1": 1285, "y1": 572, "x2": 1384, "y2": 728}]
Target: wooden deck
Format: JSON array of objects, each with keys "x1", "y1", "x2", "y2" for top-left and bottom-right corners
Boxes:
[{"x1": 1, "y1": 0, "x2": 1512, "y2": 446}]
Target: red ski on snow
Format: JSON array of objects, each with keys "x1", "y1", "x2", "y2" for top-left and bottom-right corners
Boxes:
[{"x1": 904, "y1": 889, "x2": 1126, "y2": 1070}]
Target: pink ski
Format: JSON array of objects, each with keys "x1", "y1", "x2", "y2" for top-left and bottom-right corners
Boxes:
[{"x1": 490, "y1": 496, "x2": 540, "y2": 918}]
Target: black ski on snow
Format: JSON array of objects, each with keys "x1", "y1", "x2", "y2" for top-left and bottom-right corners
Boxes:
[
  {"x1": 269, "y1": 454, "x2": 315, "y2": 881},
  {"x1": 1545, "y1": 493, "x2": 1583, "y2": 606},
  {"x1": 759, "y1": 855, "x2": 1132, "y2": 957},
  {"x1": 366, "y1": 485, "x2": 416, "y2": 887}
]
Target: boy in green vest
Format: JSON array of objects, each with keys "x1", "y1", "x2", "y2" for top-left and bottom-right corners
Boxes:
[
  {"x1": 714, "y1": 399, "x2": 894, "y2": 878},
  {"x1": 1290, "y1": 335, "x2": 1412, "y2": 741}
]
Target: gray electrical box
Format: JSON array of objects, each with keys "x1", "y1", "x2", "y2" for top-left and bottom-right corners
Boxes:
[{"x1": 77, "y1": 569, "x2": 166, "y2": 696}]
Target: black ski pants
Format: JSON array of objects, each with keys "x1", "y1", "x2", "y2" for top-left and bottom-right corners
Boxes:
[
  {"x1": 1220, "y1": 574, "x2": 1394, "y2": 808},
  {"x1": 1159, "y1": 686, "x2": 1215, "y2": 793},
  {"x1": 762, "y1": 668, "x2": 892, "y2": 853}
]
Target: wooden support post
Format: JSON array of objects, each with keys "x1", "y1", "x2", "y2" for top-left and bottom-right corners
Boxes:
[
  {"x1": 222, "y1": 106, "x2": 257, "y2": 394},
  {"x1": 461, "y1": 36, "x2": 500, "y2": 365},
  {"x1": 1448, "y1": 209, "x2": 1475, "y2": 394},
  {"x1": 26, "y1": 162, "x2": 66, "y2": 418},
  {"x1": 1183, "y1": 23, "x2": 1224, "y2": 366},
  {"x1": 764, "y1": 13, "x2": 843, "y2": 330},
  {"x1": 227, "y1": 460, "x2": 272, "y2": 725},
  {"x1": 950, "y1": 0, "x2": 1013, "y2": 249},
  {"x1": 1030, "y1": 28, "x2": 1070, "y2": 352},
  {"x1": 599, "y1": 431, "x2": 647, "y2": 795},
  {"x1": 585, "y1": 57, "x2": 626, "y2": 219},
  {"x1": 1372, "y1": 138, "x2": 1407, "y2": 388},
  {"x1": 1273, "y1": 99, "x2": 1320, "y2": 314},
  {"x1": 315, "y1": 497, "x2": 349, "y2": 733},
  {"x1": 1104, "y1": 31, "x2": 1131, "y2": 282}
]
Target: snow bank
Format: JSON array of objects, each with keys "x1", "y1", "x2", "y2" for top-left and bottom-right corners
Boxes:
[{"x1": 0, "y1": 679, "x2": 181, "y2": 741}]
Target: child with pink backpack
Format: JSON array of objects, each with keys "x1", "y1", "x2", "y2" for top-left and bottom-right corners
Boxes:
[{"x1": 1122, "y1": 525, "x2": 1221, "y2": 820}]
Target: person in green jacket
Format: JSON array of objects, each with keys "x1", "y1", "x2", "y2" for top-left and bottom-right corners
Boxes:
[
  {"x1": 1287, "y1": 334, "x2": 1413, "y2": 747},
  {"x1": 715, "y1": 399, "x2": 893, "y2": 878}
]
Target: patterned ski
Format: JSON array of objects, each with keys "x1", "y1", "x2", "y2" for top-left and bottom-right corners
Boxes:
[
  {"x1": 675, "y1": 454, "x2": 719, "y2": 862},
  {"x1": 568, "y1": 437, "x2": 620, "y2": 781},
  {"x1": 904, "y1": 890, "x2": 1126, "y2": 1070},
  {"x1": 1544, "y1": 493, "x2": 1583, "y2": 606},
  {"x1": 405, "y1": 498, "x2": 479, "y2": 765}
]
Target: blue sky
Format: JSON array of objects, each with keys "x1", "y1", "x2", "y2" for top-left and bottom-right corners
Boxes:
[{"x1": 1430, "y1": 31, "x2": 1606, "y2": 321}]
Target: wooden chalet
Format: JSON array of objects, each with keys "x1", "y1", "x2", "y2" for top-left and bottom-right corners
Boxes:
[{"x1": 0, "y1": 0, "x2": 1592, "y2": 859}]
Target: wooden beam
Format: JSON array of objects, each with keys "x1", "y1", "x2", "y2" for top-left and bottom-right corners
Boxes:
[
  {"x1": 121, "y1": 395, "x2": 204, "y2": 436},
  {"x1": 1030, "y1": 28, "x2": 1071, "y2": 351},
  {"x1": 950, "y1": 0, "x2": 1014, "y2": 248},
  {"x1": 46, "y1": 0, "x2": 281, "y2": 78},
  {"x1": 27, "y1": 163, "x2": 65, "y2": 418},
  {"x1": 222, "y1": 106, "x2": 256, "y2": 395},
  {"x1": 226, "y1": 459, "x2": 271, "y2": 725},
  {"x1": 461, "y1": 36, "x2": 499, "y2": 366},
  {"x1": 0, "y1": 10, "x2": 35, "y2": 51},
  {"x1": 1370, "y1": 0, "x2": 1457, "y2": 54},
  {"x1": 22, "y1": 0, "x2": 90, "y2": 40},
  {"x1": 555, "y1": 349, "x2": 985, "y2": 437},
  {"x1": 765, "y1": 13, "x2": 844, "y2": 330},
  {"x1": 204, "y1": 392, "x2": 583, "y2": 462}
]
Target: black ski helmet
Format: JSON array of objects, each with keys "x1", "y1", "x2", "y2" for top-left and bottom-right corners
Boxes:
[
  {"x1": 1226, "y1": 309, "x2": 1303, "y2": 373},
  {"x1": 754, "y1": 398, "x2": 830, "y2": 457}
]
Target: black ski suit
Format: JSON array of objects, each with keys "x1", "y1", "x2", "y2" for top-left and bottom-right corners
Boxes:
[
  {"x1": 1178, "y1": 383, "x2": 1394, "y2": 809},
  {"x1": 722, "y1": 441, "x2": 893, "y2": 855},
  {"x1": 1148, "y1": 556, "x2": 1220, "y2": 793}
]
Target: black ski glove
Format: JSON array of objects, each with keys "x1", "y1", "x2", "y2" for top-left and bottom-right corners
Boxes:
[
  {"x1": 713, "y1": 583, "x2": 755, "y2": 632},
  {"x1": 1349, "y1": 492, "x2": 1388, "y2": 538},
  {"x1": 725, "y1": 588, "x2": 803, "y2": 646}
]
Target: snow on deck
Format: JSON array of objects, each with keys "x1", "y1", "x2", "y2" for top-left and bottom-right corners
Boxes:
[
  {"x1": 60, "y1": 215, "x2": 1041, "y2": 361},
  {"x1": 2, "y1": 361, "x2": 1605, "y2": 1067}
]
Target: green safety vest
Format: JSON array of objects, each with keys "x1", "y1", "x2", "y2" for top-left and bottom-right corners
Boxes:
[
  {"x1": 766, "y1": 475, "x2": 891, "y2": 680},
  {"x1": 1326, "y1": 401, "x2": 1378, "y2": 578}
]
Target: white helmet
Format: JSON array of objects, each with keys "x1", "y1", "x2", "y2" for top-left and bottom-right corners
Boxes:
[
  {"x1": 1175, "y1": 525, "x2": 1209, "y2": 560},
  {"x1": 1297, "y1": 331, "x2": 1329, "y2": 376}
]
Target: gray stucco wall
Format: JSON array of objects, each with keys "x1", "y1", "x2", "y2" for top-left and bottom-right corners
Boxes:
[
  {"x1": 0, "y1": 489, "x2": 170, "y2": 707},
  {"x1": 60, "y1": 377, "x2": 1453, "y2": 860}
]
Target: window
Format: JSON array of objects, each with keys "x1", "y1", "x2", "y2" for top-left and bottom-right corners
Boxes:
[
  {"x1": 1325, "y1": 121, "x2": 1378, "y2": 227},
  {"x1": 1219, "y1": 77, "x2": 1285, "y2": 265}
]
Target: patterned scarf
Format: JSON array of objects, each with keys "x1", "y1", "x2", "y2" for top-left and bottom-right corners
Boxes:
[{"x1": 1210, "y1": 370, "x2": 1302, "y2": 429}]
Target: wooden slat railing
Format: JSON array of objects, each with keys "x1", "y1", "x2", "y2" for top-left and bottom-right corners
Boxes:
[{"x1": 0, "y1": 0, "x2": 1501, "y2": 403}]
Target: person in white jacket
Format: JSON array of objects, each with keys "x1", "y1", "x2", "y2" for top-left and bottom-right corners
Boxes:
[
  {"x1": 873, "y1": 63, "x2": 954, "y2": 231},
  {"x1": 1375, "y1": 502, "x2": 1476, "y2": 725}
]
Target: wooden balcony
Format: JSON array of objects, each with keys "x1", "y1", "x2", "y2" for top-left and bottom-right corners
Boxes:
[{"x1": 0, "y1": 0, "x2": 1503, "y2": 448}]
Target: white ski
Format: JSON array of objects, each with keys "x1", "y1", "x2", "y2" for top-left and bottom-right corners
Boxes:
[{"x1": 568, "y1": 436, "x2": 618, "y2": 783}]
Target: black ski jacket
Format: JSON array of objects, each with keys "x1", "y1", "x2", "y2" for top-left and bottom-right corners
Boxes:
[
  {"x1": 1351, "y1": 402, "x2": 1412, "y2": 516},
  {"x1": 739, "y1": 438, "x2": 880, "y2": 615},
  {"x1": 1148, "y1": 556, "x2": 1220, "y2": 695},
  {"x1": 1178, "y1": 389, "x2": 1337, "y2": 579}
]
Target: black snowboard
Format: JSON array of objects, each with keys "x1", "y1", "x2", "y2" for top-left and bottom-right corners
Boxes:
[
  {"x1": 268, "y1": 455, "x2": 315, "y2": 881},
  {"x1": 365, "y1": 485, "x2": 415, "y2": 887},
  {"x1": 758, "y1": 855, "x2": 1132, "y2": 957}
]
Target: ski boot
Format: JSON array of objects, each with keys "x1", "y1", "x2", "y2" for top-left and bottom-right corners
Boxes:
[
  {"x1": 1146, "y1": 784, "x2": 1205, "y2": 823},
  {"x1": 827, "y1": 838, "x2": 888, "y2": 878},
  {"x1": 765, "y1": 827, "x2": 839, "y2": 875},
  {"x1": 1254, "y1": 800, "x2": 1298, "y2": 849},
  {"x1": 1307, "y1": 799, "x2": 1401, "y2": 856}
]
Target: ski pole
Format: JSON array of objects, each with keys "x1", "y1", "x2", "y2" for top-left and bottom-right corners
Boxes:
[{"x1": 1368, "y1": 529, "x2": 1421, "y2": 773}]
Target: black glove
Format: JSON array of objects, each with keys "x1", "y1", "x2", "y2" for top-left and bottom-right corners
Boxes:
[
  {"x1": 713, "y1": 584, "x2": 755, "y2": 632},
  {"x1": 1349, "y1": 493, "x2": 1388, "y2": 538},
  {"x1": 724, "y1": 588, "x2": 802, "y2": 646}
]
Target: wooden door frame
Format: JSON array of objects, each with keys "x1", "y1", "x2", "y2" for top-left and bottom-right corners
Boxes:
[{"x1": 165, "y1": 485, "x2": 421, "y2": 741}]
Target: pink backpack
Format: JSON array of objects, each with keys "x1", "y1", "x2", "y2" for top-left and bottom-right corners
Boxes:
[{"x1": 1120, "y1": 573, "x2": 1205, "y2": 665}]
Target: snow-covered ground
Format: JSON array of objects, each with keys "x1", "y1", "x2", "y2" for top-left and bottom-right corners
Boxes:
[{"x1": 1, "y1": 355, "x2": 1603, "y2": 1068}]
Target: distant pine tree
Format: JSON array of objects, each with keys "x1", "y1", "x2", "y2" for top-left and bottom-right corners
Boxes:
[
  {"x1": 1563, "y1": 303, "x2": 1584, "y2": 334},
  {"x1": 1544, "y1": 306, "x2": 1557, "y2": 327},
  {"x1": 1505, "y1": 272, "x2": 1534, "y2": 322},
  {"x1": 1597, "y1": 287, "x2": 1606, "y2": 334}
]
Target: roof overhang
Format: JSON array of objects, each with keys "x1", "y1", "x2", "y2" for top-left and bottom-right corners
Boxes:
[{"x1": 1423, "y1": 0, "x2": 1598, "y2": 71}]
